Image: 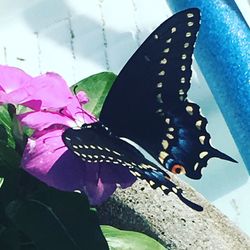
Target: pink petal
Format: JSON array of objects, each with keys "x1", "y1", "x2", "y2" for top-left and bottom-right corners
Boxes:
[
  {"x1": 18, "y1": 111, "x2": 74, "y2": 131},
  {"x1": 62, "y1": 96, "x2": 97, "y2": 125},
  {"x1": 21, "y1": 128, "x2": 136, "y2": 205},
  {"x1": 1, "y1": 87, "x2": 32, "y2": 104},
  {"x1": 76, "y1": 91, "x2": 89, "y2": 104},
  {"x1": 47, "y1": 155, "x2": 136, "y2": 205},
  {"x1": 0, "y1": 66, "x2": 74, "y2": 110},
  {"x1": 25, "y1": 72, "x2": 74, "y2": 110},
  {"x1": 0, "y1": 65, "x2": 31, "y2": 93},
  {"x1": 22, "y1": 128, "x2": 68, "y2": 177}
]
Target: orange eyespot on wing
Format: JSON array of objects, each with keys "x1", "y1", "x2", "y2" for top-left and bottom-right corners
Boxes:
[{"x1": 171, "y1": 164, "x2": 186, "y2": 174}]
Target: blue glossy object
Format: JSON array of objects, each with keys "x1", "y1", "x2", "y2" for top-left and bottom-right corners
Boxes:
[{"x1": 167, "y1": 0, "x2": 250, "y2": 172}]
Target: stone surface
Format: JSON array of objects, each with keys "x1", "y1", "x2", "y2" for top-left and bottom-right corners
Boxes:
[{"x1": 98, "y1": 177, "x2": 250, "y2": 250}]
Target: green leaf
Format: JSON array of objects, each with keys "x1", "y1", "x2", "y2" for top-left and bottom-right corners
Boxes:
[
  {"x1": 0, "y1": 144, "x2": 21, "y2": 171},
  {"x1": 6, "y1": 199, "x2": 80, "y2": 250},
  {"x1": 0, "y1": 178, "x2": 3, "y2": 188},
  {"x1": 101, "y1": 226, "x2": 166, "y2": 250},
  {"x1": 72, "y1": 72, "x2": 116, "y2": 117},
  {"x1": 5, "y1": 189, "x2": 109, "y2": 250},
  {"x1": 0, "y1": 124, "x2": 8, "y2": 146},
  {"x1": 30, "y1": 188, "x2": 109, "y2": 250},
  {"x1": 0, "y1": 225, "x2": 20, "y2": 250},
  {"x1": 0, "y1": 169, "x2": 20, "y2": 206},
  {"x1": 15, "y1": 105, "x2": 34, "y2": 137},
  {"x1": 0, "y1": 105, "x2": 15, "y2": 148}
]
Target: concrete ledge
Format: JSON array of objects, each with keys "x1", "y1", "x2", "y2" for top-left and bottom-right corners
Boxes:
[{"x1": 98, "y1": 177, "x2": 250, "y2": 249}]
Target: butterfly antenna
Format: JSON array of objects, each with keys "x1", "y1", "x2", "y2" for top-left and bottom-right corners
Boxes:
[
  {"x1": 73, "y1": 85, "x2": 84, "y2": 111},
  {"x1": 73, "y1": 85, "x2": 78, "y2": 95}
]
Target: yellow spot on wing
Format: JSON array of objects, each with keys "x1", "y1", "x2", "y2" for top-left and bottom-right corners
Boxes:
[
  {"x1": 159, "y1": 151, "x2": 169, "y2": 164},
  {"x1": 149, "y1": 180, "x2": 155, "y2": 186},
  {"x1": 161, "y1": 140, "x2": 169, "y2": 150},
  {"x1": 161, "y1": 185, "x2": 168, "y2": 191},
  {"x1": 195, "y1": 120, "x2": 202, "y2": 129},
  {"x1": 186, "y1": 105, "x2": 193, "y2": 115},
  {"x1": 166, "y1": 133, "x2": 174, "y2": 140},
  {"x1": 199, "y1": 151, "x2": 208, "y2": 159},
  {"x1": 199, "y1": 135, "x2": 206, "y2": 145}
]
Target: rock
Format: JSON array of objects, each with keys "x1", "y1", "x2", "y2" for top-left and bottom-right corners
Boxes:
[{"x1": 98, "y1": 177, "x2": 250, "y2": 250}]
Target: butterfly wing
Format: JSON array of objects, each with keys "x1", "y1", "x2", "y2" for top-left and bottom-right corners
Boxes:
[
  {"x1": 62, "y1": 122, "x2": 203, "y2": 211},
  {"x1": 99, "y1": 8, "x2": 236, "y2": 179}
]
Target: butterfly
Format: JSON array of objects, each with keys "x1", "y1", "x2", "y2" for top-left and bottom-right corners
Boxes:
[{"x1": 62, "y1": 8, "x2": 237, "y2": 211}]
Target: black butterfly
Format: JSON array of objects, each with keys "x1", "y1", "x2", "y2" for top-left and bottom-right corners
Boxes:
[{"x1": 62, "y1": 8, "x2": 236, "y2": 211}]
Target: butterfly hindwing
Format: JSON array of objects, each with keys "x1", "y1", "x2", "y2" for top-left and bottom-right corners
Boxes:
[
  {"x1": 100, "y1": 8, "x2": 236, "y2": 179},
  {"x1": 62, "y1": 122, "x2": 203, "y2": 211}
]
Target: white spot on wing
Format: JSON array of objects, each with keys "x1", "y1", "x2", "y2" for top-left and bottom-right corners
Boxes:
[
  {"x1": 199, "y1": 151, "x2": 208, "y2": 159},
  {"x1": 163, "y1": 48, "x2": 170, "y2": 53},
  {"x1": 181, "y1": 77, "x2": 185, "y2": 83},
  {"x1": 187, "y1": 13, "x2": 194, "y2": 18},
  {"x1": 182, "y1": 54, "x2": 187, "y2": 60},
  {"x1": 171, "y1": 27, "x2": 176, "y2": 33},
  {"x1": 166, "y1": 133, "x2": 174, "y2": 139},
  {"x1": 160, "y1": 58, "x2": 168, "y2": 64},
  {"x1": 158, "y1": 70, "x2": 165, "y2": 76},
  {"x1": 186, "y1": 105, "x2": 193, "y2": 115},
  {"x1": 157, "y1": 82, "x2": 163, "y2": 88},
  {"x1": 74, "y1": 151, "x2": 80, "y2": 156}
]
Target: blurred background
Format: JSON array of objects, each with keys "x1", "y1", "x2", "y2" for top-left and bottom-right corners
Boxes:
[{"x1": 0, "y1": 0, "x2": 249, "y2": 236}]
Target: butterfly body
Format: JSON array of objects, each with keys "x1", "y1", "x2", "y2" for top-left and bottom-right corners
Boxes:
[{"x1": 63, "y1": 8, "x2": 236, "y2": 211}]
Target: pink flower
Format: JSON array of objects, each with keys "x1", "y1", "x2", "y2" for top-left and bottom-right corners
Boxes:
[
  {"x1": 0, "y1": 65, "x2": 136, "y2": 205},
  {"x1": 0, "y1": 65, "x2": 74, "y2": 110}
]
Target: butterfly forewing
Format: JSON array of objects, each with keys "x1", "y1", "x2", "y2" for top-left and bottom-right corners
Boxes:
[{"x1": 100, "y1": 8, "x2": 236, "y2": 179}]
